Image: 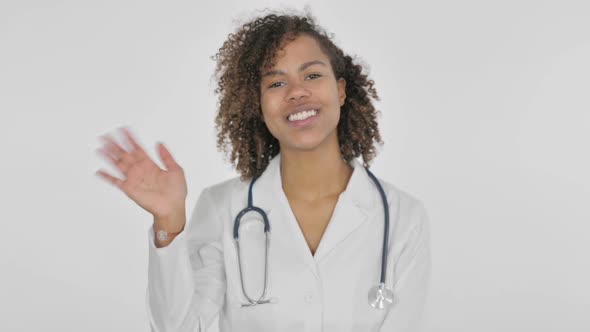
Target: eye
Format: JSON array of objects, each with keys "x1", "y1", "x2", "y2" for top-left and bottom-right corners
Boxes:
[
  {"x1": 267, "y1": 73, "x2": 321, "y2": 89},
  {"x1": 268, "y1": 81, "x2": 285, "y2": 89}
]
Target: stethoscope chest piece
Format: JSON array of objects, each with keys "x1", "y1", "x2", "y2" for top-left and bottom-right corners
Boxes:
[{"x1": 368, "y1": 282, "x2": 394, "y2": 309}]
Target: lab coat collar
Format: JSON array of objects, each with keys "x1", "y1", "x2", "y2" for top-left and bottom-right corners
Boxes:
[{"x1": 252, "y1": 152, "x2": 377, "y2": 266}]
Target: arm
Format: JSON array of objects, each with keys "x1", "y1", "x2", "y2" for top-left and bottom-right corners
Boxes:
[
  {"x1": 379, "y1": 202, "x2": 432, "y2": 332},
  {"x1": 146, "y1": 188, "x2": 226, "y2": 332}
]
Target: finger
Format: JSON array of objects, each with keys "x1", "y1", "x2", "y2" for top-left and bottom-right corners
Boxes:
[
  {"x1": 96, "y1": 147, "x2": 131, "y2": 174},
  {"x1": 95, "y1": 169, "x2": 124, "y2": 189},
  {"x1": 157, "y1": 142, "x2": 180, "y2": 171},
  {"x1": 100, "y1": 134, "x2": 130, "y2": 161},
  {"x1": 120, "y1": 127, "x2": 148, "y2": 159},
  {"x1": 99, "y1": 140, "x2": 133, "y2": 172}
]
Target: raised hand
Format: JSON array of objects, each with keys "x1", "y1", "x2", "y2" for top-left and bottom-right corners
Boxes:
[{"x1": 95, "y1": 127, "x2": 187, "y2": 233}]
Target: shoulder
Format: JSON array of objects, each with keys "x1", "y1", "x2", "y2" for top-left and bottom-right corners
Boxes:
[
  {"x1": 372, "y1": 176, "x2": 426, "y2": 212},
  {"x1": 374, "y1": 177, "x2": 429, "y2": 236},
  {"x1": 199, "y1": 175, "x2": 247, "y2": 201},
  {"x1": 187, "y1": 176, "x2": 248, "y2": 228}
]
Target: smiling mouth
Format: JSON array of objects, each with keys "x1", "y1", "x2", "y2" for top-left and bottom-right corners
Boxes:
[{"x1": 286, "y1": 109, "x2": 319, "y2": 122}]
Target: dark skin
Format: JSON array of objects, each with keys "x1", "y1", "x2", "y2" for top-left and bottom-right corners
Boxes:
[{"x1": 259, "y1": 35, "x2": 352, "y2": 255}]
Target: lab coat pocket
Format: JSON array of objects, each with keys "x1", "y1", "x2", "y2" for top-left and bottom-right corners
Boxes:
[{"x1": 226, "y1": 295, "x2": 279, "y2": 331}]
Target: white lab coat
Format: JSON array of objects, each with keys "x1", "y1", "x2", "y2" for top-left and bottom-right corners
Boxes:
[{"x1": 146, "y1": 153, "x2": 431, "y2": 332}]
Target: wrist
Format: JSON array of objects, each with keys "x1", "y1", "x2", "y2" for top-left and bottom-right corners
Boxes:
[
  {"x1": 153, "y1": 205, "x2": 186, "y2": 222},
  {"x1": 153, "y1": 210, "x2": 186, "y2": 232},
  {"x1": 153, "y1": 225, "x2": 184, "y2": 248},
  {"x1": 155, "y1": 224, "x2": 184, "y2": 237}
]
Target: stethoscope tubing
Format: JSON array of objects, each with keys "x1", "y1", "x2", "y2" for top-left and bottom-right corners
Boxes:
[
  {"x1": 364, "y1": 168, "x2": 390, "y2": 285},
  {"x1": 233, "y1": 165, "x2": 391, "y2": 307}
]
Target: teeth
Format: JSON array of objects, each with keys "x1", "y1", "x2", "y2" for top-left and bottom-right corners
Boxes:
[{"x1": 288, "y1": 109, "x2": 317, "y2": 122}]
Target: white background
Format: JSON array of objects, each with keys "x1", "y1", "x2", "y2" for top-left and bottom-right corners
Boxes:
[{"x1": 1, "y1": 0, "x2": 589, "y2": 331}]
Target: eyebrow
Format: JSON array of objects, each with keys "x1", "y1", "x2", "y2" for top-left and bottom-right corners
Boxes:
[{"x1": 261, "y1": 60, "x2": 327, "y2": 78}]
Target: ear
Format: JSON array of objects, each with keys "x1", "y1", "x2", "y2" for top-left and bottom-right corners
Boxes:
[{"x1": 337, "y1": 78, "x2": 346, "y2": 106}]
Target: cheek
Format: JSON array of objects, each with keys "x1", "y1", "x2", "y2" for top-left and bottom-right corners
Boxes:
[
  {"x1": 261, "y1": 109, "x2": 271, "y2": 126},
  {"x1": 261, "y1": 97, "x2": 283, "y2": 120},
  {"x1": 260, "y1": 98, "x2": 271, "y2": 123},
  {"x1": 260, "y1": 107, "x2": 280, "y2": 133}
]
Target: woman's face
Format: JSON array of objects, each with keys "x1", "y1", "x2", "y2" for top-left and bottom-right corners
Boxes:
[{"x1": 259, "y1": 34, "x2": 346, "y2": 153}]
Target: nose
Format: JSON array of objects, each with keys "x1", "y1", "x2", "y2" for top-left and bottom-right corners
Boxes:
[{"x1": 285, "y1": 81, "x2": 311, "y2": 102}]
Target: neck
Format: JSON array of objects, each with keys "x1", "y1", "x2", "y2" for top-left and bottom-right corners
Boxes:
[{"x1": 279, "y1": 141, "x2": 353, "y2": 202}]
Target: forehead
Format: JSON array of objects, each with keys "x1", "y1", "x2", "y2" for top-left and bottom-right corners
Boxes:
[{"x1": 267, "y1": 34, "x2": 329, "y2": 68}]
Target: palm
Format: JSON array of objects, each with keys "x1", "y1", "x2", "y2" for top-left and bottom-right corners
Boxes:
[
  {"x1": 123, "y1": 157, "x2": 186, "y2": 216},
  {"x1": 96, "y1": 127, "x2": 187, "y2": 219}
]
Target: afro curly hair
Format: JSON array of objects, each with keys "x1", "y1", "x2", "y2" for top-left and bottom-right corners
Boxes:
[{"x1": 211, "y1": 8, "x2": 383, "y2": 181}]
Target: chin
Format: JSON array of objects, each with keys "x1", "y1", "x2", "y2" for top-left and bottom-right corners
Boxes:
[
  {"x1": 294, "y1": 144, "x2": 321, "y2": 152},
  {"x1": 277, "y1": 127, "x2": 337, "y2": 152},
  {"x1": 285, "y1": 136, "x2": 328, "y2": 152}
]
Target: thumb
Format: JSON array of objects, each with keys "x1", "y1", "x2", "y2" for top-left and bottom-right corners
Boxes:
[{"x1": 157, "y1": 142, "x2": 180, "y2": 171}]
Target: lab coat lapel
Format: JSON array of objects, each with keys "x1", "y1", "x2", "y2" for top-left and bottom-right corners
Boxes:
[
  {"x1": 251, "y1": 153, "x2": 378, "y2": 272},
  {"x1": 313, "y1": 157, "x2": 377, "y2": 262},
  {"x1": 253, "y1": 153, "x2": 318, "y2": 274}
]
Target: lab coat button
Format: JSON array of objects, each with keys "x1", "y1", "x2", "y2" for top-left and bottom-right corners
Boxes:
[{"x1": 304, "y1": 293, "x2": 313, "y2": 303}]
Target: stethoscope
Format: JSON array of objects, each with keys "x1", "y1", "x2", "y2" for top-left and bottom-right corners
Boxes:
[{"x1": 233, "y1": 167, "x2": 394, "y2": 310}]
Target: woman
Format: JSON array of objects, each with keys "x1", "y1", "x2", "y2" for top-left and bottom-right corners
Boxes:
[{"x1": 96, "y1": 10, "x2": 431, "y2": 332}]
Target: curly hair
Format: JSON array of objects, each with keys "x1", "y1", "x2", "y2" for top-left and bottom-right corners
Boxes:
[{"x1": 211, "y1": 9, "x2": 383, "y2": 181}]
